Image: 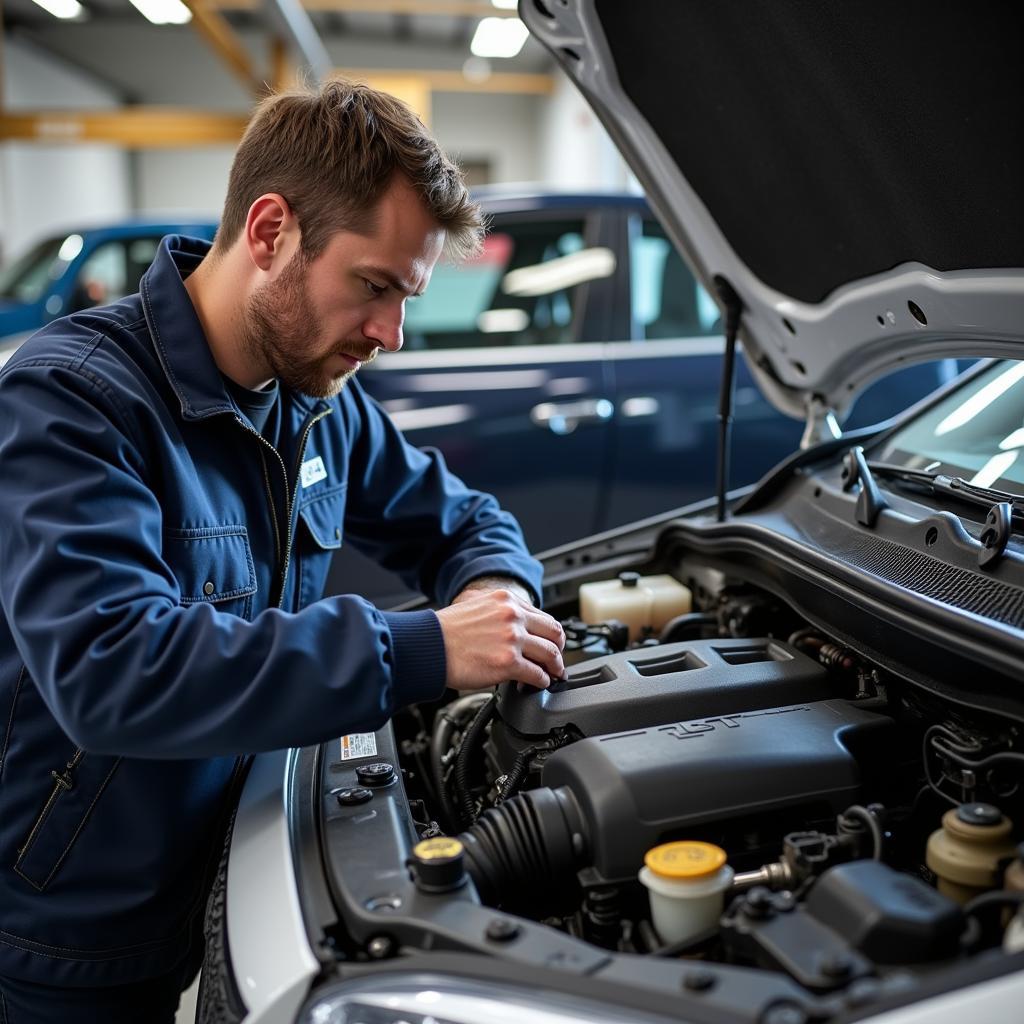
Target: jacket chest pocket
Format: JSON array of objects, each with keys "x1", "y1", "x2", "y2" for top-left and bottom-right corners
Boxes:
[
  {"x1": 163, "y1": 526, "x2": 258, "y2": 620},
  {"x1": 295, "y1": 487, "x2": 346, "y2": 609}
]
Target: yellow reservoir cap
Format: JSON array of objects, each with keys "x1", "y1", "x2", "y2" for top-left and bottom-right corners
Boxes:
[
  {"x1": 644, "y1": 841, "x2": 727, "y2": 880},
  {"x1": 413, "y1": 837, "x2": 464, "y2": 862}
]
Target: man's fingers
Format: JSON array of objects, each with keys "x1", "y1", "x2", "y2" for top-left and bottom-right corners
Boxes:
[
  {"x1": 511, "y1": 660, "x2": 551, "y2": 690},
  {"x1": 523, "y1": 607, "x2": 566, "y2": 651},
  {"x1": 521, "y1": 634, "x2": 564, "y2": 680}
]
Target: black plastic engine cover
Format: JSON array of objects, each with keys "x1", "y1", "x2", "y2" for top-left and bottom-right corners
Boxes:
[
  {"x1": 542, "y1": 699, "x2": 894, "y2": 883},
  {"x1": 489, "y1": 638, "x2": 831, "y2": 778},
  {"x1": 498, "y1": 638, "x2": 829, "y2": 738}
]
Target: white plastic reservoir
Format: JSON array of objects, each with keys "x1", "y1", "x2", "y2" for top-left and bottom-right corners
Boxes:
[{"x1": 578, "y1": 572, "x2": 692, "y2": 641}]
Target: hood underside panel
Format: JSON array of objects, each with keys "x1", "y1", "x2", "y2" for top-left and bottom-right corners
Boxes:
[
  {"x1": 594, "y1": 0, "x2": 1023, "y2": 305},
  {"x1": 525, "y1": 0, "x2": 1024, "y2": 417}
]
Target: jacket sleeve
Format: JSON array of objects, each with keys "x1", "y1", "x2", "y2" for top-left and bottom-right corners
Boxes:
[
  {"x1": 339, "y1": 379, "x2": 544, "y2": 606},
  {"x1": 0, "y1": 360, "x2": 446, "y2": 759}
]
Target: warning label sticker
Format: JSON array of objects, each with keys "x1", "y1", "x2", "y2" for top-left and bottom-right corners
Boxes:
[{"x1": 339, "y1": 733, "x2": 378, "y2": 761}]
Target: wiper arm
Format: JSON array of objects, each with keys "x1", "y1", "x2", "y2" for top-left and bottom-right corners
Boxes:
[
  {"x1": 866, "y1": 460, "x2": 1024, "y2": 521},
  {"x1": 866, "y1": 459, "x2": 1023, "y2": 568}
]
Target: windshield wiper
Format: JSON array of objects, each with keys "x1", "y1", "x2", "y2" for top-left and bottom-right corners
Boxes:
[
  {"x1": 864, "y1": 458, "x2": 1023, "y2": 568},
  {"x1": 866, "y1": 460, "x2": 1024, "y2": 522}
]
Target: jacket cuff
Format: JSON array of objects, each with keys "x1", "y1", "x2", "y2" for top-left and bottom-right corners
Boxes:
[{"x1": 381, "y1": 609, "x2": 448, "y2": 707}]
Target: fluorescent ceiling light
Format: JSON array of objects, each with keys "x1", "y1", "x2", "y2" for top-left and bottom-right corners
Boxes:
[
  {"x1": 57, "y1": 234, "x2": 84, "y2": 262},
  {"x1": 969, "y1": 450, "x2": 1018, "y2": 489},
  {"x1": 491, "y1": 0, "x2": 519, "y2": 8},
  {"x1": 28, "y1": 0, "x2": 84, "y2": 19},
  {"x1": 477, "y1": 309, "x2": 531, "y2": 334},
  {"x1": 470, "y1": 17, "x2": 529, "y2": 58},
  {"x1": 127, "y1": 0, "x2": 192, "y2": 26},
  {"x1": 935, "y1": 361, "x2": 1024, "y2": 436},
  {"x1": 502, "y1": 247, "x2": 617, "y2": 297}
]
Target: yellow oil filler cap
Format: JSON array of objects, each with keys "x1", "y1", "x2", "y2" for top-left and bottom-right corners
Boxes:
[{"x1": 644, "y1": 841, "x2": 727, "y2": 880}]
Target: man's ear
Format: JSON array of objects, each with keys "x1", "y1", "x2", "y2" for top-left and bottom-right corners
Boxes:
[{"x1": 244, "y1": 193, "x2": 300, "y2": 272}]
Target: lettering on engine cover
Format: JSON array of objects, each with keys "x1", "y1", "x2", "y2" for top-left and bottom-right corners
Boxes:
[{"x1": 658, "y1": 705, "x2": 812, "y2": 740}]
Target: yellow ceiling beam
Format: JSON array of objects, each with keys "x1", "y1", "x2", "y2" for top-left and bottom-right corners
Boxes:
[
  {"x1": 341, "y1": 68, "x2": 553, "y2": 95},
  {"x1": 0, "y1": 109, "x2": 249, "y2": 147},
  {"x1": 181, "y1": 0, "x2": 263, "y2": 97},
  {"x1": 214, "y1": 0, "x2": 518, "y2": 15}
]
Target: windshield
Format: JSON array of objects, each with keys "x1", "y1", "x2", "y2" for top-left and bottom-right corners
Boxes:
[
  {"x1": 876, "y1": 361, "x2": 1024, "y2": 491},
  {"x1": 0, "y1": 233, "x2": 82, "y2": 303}
]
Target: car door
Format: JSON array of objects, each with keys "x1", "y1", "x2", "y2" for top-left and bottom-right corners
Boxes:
[
  {"x1": 604, "y1": 214, "x2": 804, "y2": 529},
  {"x1": 326, "y1": 204, "x2": 620, "y2": 604}
]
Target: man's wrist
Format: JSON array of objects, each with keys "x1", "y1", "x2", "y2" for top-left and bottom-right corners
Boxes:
[{"x1": 454, "y1": 574, "x2": 535, "y2": 605}]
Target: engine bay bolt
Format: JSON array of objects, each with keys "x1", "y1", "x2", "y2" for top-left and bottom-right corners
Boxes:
[
  {"x1": 682, "y1": 969, "x2": 716, "y2": 992},
  {"x1": 819, "y1": 952, "x2": 853, "y2": 979},
  {"x1": 760, "y1": 1002, "x2": 808, "y2": 1024},
  {"x1": 485, "y1": 918, "x2": 521, "y2": 943},
  {"x1": 366, "y1": 935, "x2": 396, "y2": 959},
  {"x1": 845, "y1": 979, "x2": 881, "y2": 1008},
  {"x1": 334, "y1": 786, "x2": 373, "y2": 807},
  {"x1": 744, "y1": 886, "x2": 774, "y2": 919}
]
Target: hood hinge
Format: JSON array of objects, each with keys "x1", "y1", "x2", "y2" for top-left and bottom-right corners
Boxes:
[{"x1": 801, "y1": 396, "x2": 842, "y2": 450}]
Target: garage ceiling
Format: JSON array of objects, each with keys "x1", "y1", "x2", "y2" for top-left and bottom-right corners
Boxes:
[{"x1": 2, "y1": 0, "x2": 551, "y2": 69}]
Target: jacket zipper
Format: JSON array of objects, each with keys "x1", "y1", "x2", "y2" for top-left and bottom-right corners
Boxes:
[
  {"x1": 235, "y1": 406, "x2": 333, "y2": 609},
  {"x1": 18, "y1": 749, "x2": 84, "y2": 856}
]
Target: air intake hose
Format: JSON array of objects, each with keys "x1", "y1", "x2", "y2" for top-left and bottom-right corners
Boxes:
[{"x1": 459, "y1": 786, "x2": 588, "y2": 910}]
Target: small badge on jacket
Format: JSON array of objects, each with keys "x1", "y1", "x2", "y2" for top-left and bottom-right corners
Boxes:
[{"x1": 300, "y1": 456, "x2": 328, "y2": 488}]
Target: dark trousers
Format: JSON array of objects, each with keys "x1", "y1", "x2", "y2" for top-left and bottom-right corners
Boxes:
[{"x1": 0, "y1": 961, "x2": 197, "y2": 1024}]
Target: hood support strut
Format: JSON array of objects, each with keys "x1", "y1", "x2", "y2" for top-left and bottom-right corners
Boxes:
[{"x1": 715, "y1": 277, "x2": 743, "y2": 522}]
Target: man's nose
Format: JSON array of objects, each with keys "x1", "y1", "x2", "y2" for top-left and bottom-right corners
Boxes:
[{"x1": 364, "y1": 303, "x2": 404, "y2": 352}]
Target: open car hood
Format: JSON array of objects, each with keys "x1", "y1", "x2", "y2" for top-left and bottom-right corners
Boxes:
[{"x1": 522, "y1": 0, "x2": 1024, "y2": 421}]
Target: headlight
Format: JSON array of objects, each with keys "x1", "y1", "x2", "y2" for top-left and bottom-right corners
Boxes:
[{"x1": 300, "y1": 973, "x2": 678, "y2": 1024}]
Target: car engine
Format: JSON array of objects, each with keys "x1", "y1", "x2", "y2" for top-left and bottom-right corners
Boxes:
[
  {"x1": 267, "y1": 537, "x2": 1024, "y2": 1024},
  {"x1": 376, "y1": 563, "x2": 1024, "y2": 1017}
]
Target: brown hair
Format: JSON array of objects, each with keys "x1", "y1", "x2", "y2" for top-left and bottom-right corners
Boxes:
[{"x1": 214, "y1": 77, "x2": 483, "y2": 261}]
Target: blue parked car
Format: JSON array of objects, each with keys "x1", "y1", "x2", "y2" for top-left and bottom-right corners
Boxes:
[
  {"x1": 0, "y1": 200, "x2": 958, "y2": 603},
  {"x1": 0, "y1": 219, "x2": 218, "y2": 349}
]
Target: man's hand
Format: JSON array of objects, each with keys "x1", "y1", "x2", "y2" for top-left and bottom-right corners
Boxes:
[{"x1": 435, "y1": 587, "x2": 565, "y2": 692}]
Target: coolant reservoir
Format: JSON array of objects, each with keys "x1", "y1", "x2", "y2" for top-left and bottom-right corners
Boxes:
[{"x1": 579, "y1": 572, "x2": 692, "y2": 641}]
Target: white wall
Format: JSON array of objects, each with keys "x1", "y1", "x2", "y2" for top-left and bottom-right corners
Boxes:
[
  {"x1": 134, "y1": 148, "x2": 234, "y2": 221},
  {"x1": 538, "y1": 69, "x2": 634, "y2": 191},
  {"x1": 0, "y1": 37, "x2": 131, "y2": 264},
  {"x1": 433, "y1": 92, "x2": 540, "y2": 184}
]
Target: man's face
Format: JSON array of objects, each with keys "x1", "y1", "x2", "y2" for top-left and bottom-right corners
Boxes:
[{"x1": 242, "y1": 178, "x2": 445, "y2": 398}]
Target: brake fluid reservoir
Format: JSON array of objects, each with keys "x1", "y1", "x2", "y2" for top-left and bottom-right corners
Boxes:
[
  {"x1": 639, "y1": 841, "x2": 733, "y2": 946},
  {"x1": 925, "y1": 803, "x2": 1017, "y2": 904},
  {"x1": 579, "y1": 572, "x2": 692, "y2": 641}
]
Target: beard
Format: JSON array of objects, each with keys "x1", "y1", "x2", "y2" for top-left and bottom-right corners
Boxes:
[{"x1": 241, "y1": 252, "x2": 378, "y2": 399}]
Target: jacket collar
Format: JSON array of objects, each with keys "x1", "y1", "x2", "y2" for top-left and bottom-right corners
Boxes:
[{"x1": 141, "y1": 235, "x2": 320, "y2": 420}]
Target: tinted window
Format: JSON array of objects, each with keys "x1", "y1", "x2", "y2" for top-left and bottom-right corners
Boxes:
[
  {"x1": 71, "y1": 237, "x2": 161, "y2": 311},
  {"x1": 403, "y1": 218, "x2": 603, "y2": 350},
  {"x1": 631, "y1": 219, "x2": 719, "y2": 339},
  {"x1": 0, "y1": 234, "x2": 80, "y2": 303}
]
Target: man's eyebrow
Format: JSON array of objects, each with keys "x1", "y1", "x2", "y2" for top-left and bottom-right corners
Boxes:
[{"x1": 361, "y1": 265, "x2": 425, "y2": 298}]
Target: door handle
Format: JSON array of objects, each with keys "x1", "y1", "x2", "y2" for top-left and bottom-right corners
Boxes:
[{"x1": 530, "y1": 398, "x2": 614, "y2": 435}]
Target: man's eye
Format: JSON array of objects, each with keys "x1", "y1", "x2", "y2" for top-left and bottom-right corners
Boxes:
[{"x1": 364, "y1": 279, "x2": 386, "y2": 297}]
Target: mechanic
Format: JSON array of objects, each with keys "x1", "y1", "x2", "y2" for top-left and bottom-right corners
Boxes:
[{"x1": 0, "y1": 78, "x2": 564, "y2": 1022}]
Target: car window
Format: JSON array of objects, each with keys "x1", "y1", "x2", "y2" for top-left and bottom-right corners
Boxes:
[
  {"x1": 0, "y1": 233, "x2": 82, "y2": 304},
  {"x1": 71, "y1": 237, "x2": 161, "y2": 311},
  {"x1": 403, "y1": 218, "x2": 603, "y2": 349},
  {"x1": 878, "y1": 360, "x2": 1024, "y2": 489},
  {"x1": 631, "y1": 219, "x2": 719, "y2": 339}
]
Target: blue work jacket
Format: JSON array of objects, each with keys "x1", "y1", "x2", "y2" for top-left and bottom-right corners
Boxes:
[{"x1": 0, "y1": 236, "x2": 542, "y2": 985}]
